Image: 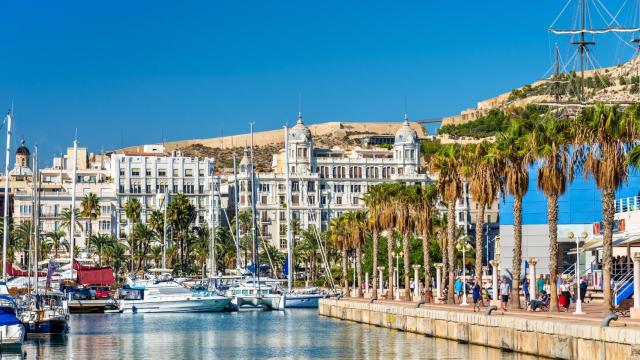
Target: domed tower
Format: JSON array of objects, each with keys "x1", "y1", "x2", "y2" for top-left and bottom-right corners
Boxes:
[
  {"x1": 239, "y1": 148, "x2": 251, "y2": 175},
  {"x1": 287, "y1": 112, "x2": 313, "y2": 175},
  {"x1": 393, "y1": 114, "x2": 420, "y2": 176},
  {"x1": 15, "y1": 139, "x2": 30, "y2": 168}
]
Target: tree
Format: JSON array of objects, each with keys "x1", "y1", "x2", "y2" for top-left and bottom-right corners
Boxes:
[
  {"x1": 147, "y1": 209, "x2": 165, "y2": 266},
  {"x1": 133, "y1": 224, "x2": 155, "y2": 271},
  {"x1": 363, "y1": 184, "x2": 388, "y2": 300},
  {"x1": 430, "y1": 144, "x2": 464, "y2": 304},
  {"x1": 234, "y1": 210, "x2": 253, "y2": 267},
  {"x1": 576, "y1": 103, "x2": 640, "y2": 314},
  {"x1": 60, "y1": 207, "x2": 83, "y2": 250},
  {"x1": 463, "y1": 141, "x2": 502, "y2": 281},
  {"x1": 328, "y1": 215, "x2": 349, "y2": 295},
  {"x1": 496, "y1": 116, "x2": 533, "y2": 310},
  {"x1": 167, "y1": 194, "x2": 196, "y2": 273},
  {"x1": 45, "y1": 230, "x2": 67, "y2": 258},
  {"x1": 529, "y1": 115, "x2": 574, "y2": 312},
  {"x1": 124, "y1": 198, "x2": 142, "y2": 272},
  {"x1": 103, "y1": 241, "x2": 128, "y2": 284},
  {"x1": 396, "y1": 185, "x2": 419, "y2": 300},
  {"x1": 415, "y1": 183, "x2": 438, "y2": 294},
  {"x1": 88, "y1": 233, "x2": 113, "y2": 266},
  {"x1": 344, "y1": 211, "x2": 367, "y2": 298},
  {"x1": 80, "y1": 192, "x2": 101, "y2": 242}
]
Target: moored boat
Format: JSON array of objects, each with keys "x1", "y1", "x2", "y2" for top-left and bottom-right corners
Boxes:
[
  {"x1": 118, "y1": 282, "x2": 230, "y2": 313},
  {"x1": 0, "y1": 295, "x2": 25, "y2": 348},
  {"x1": 19, "y1": 292, "x2": 69, "y2": 336}
]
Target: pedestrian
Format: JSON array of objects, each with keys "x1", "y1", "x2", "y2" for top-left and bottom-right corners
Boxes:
[
  {"x1": 523, "y1": 278, "x2": 530, "y2": 305},
  {"x1": 543, "y1": 279, "x2": 551, "y2": 296},
  {"x1": 579, "y1": 276, "x2": 588, "y2": 303},
  {"x1": 559, "y1": 279, "x2": 571, "y2": 311},
  {"x1": 537, "y1": 274, "x2": 545, "y2": 295},
  {"x1": 454, "y1": 277, "x2": 463, "y2": 304},
  {"x1": 472, "y1": 280, "x2": 482, "y2": 312},
  {"x1": 499, "y1": 278, "x2": 510, "y2": 311}
]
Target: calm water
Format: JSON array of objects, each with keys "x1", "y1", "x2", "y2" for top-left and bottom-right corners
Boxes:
[{"x1": 8, "y1": 310, "x2": 540, "y2": 359}]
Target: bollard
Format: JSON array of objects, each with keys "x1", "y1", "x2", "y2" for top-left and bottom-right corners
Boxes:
[
  {"x1": 601, "y1": 313, "x2": 619, "y2": 327},
  {"x1": 485, "y1": 305, "x2": 498, "y2": 316},
  {"x1": 368, "y1": 297, "x2": 376, "y2": 304},
  {"x1": 416, "y1": 300, "x2": 425, "y2": 309}
]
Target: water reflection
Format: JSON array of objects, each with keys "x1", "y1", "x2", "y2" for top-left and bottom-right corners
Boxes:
[{"x1": 8, "y1": 310, "x2": 542, "y2": 359}]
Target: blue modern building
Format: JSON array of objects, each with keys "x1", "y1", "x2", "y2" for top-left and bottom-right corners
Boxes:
[{"x1": 498, "y1": 164, "x2": 640, "y2": 275}]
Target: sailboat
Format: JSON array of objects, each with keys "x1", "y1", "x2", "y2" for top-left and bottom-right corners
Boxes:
[
  {"x1": 282, "y1": 115, "x2": 330, "y2": 308},
  {"x1": 20, "y1": 144, "x2": 69, "y2": 336}
]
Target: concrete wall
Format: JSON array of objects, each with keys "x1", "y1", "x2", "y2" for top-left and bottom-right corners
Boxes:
[{"x1": 319, "y1": 299, "x2": 640, "y2": 360}]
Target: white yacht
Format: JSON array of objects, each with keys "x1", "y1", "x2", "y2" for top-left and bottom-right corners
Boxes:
[
  {"x1": 0, "y1": 291, "x2": 25, "y2": 347},
  {"x1": 284, "y1": 288, "x2": 329, "y2": 308},
  {"x1": 118, "y1": 281, "x2": 230, "y2": 313}
]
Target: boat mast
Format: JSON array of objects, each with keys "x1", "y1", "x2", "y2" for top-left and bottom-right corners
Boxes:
[
  {"x1": 2, "y1": 111, "x2": 12, "y2": 282},
  {"x1": 233, "y1": 151, "x2": 240, "y2": 270},
  {"x1": 554, "y1": 43, "x2": 561, "y2": 104},
  {"x1": 284, "y1": 123, "x2": 292, "y2": 292},
  {"x1": 249, "y1": 123, "x2": 258, "y2": 286},
  {"x1": 162, "y1": 193, "x2": 168, "y2": 269},
  {"x1": 209, "y1": 169, "x2": 218, "y2": 287},
  {"x1": 33, "y1": 145, "x2": 39, "y2": 292},
  {"x1": 70, "y1": 138, "x2": 78, "y2": 274}
]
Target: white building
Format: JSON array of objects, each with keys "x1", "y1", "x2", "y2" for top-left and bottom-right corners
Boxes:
[{"x1": 232, "y1": 114, "x2": 431, "y2": 250}]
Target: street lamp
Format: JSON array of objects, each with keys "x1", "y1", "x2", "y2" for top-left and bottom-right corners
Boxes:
[
  {"x1": 349, "y1": 255, "x2": 356, "y2": 297},
  {"x1": 391, "y1": 251, "x2": 401, "y2": 300},
  {"x1": 568, "y1": 231, "x2": 587, "y2": 315},
  {"x1": 456, "y1": 237, "x2": 473, "y2": 306}
]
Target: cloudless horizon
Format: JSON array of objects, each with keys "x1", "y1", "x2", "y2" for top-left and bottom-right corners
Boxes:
[{"x1": 1, "y1": 0, "x2": 638, "y2": 165}]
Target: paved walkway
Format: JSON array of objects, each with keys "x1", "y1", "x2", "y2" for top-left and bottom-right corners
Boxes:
[{"x1": 344, "y1": 296, "x2": 640, "y2": 328}]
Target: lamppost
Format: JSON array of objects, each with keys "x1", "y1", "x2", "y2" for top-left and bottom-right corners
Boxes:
[
  {"x1": 391, "y1": 251, "x2": 400, "y2": 300},
  {"x1": 456, "y1": 237, "x2": 473, "y2": 306},
  {"x1": 350, "y1": 255, "x2": 356, "y2": 297},
  {"x1": 568, "y1": 231, "x2": 586, "y2": 315}
]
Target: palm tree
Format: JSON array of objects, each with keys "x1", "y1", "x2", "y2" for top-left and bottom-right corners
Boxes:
[
  {"x1": 328, "y1": 215, "x2": 349, "y2": 295},
  {"x1": 396, "y1": 185, "x2": 418, "y2": 300},
  {"x1": 88, "y1": 233, "x2": 113, "y2": 266},
  {"x1": 147, "y1": 209, "x2": 165, "y2": 264},
  {"x1": 463, "y1": 141, "x2": 502, "y2": 281},
  {"x1": 379, "y1": 183, "x2": 400, "y2": 299},
  {"x1": 124, "y1": 198, "x2": 142, "y2": 272},
  {"x1": 430, "y1": 144, "x2": 464, "y2": 304},
  {"x1": 60, "y1": 207, "x2": 83, "y2": 248},
  {"x1": 133, "y1": 223, "x2": 155, "y2": 271},
  {"x1": 80, "y1": 192, "x2": 101, "y2": 242},
  {"x1": 496, "y1": 117, "x2": 533, "y2": 310},
  {"x1": 103, "y1": 241, "x2": 128, "y2": 283},
  {"x1": 576, "y1": 103, "x2": 640, "y2": 314},
  {"x1": 363, "y1": 184, "x2": 387, "y2": 300},
  {"x1": 529, "y1": 115, "x2": 574, "y2": 312},
  {"x1": 167, "y1": 194, "x2": 196, "y2": 273},
  {"x1": 149, "y1": 245, "x2": 162, "y2": 268},
  {"x1": 345, "y1": 211, "x2": 367, "y2": 298},
  {"x1": 12, "y1": 221, "x2": 31, "y2": 266},
  {"x1": 233, "y1": 210, "x2": 253, "y2": 267},
  {"x1": 45, "y1": 230, "x2": 67, "y2": 258},
  {"x1": 415, "y1": 183, "x2": 438, "y2": 295}
]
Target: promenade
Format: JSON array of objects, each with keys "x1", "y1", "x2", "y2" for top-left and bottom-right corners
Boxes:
[{"x1": 319, "y1": 297, "x2": 640, "y2": 359}]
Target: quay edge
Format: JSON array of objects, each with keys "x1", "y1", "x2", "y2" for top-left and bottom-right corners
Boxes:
[{"x1": 318, "y1": 299, "x2": 640, "y2": 359}]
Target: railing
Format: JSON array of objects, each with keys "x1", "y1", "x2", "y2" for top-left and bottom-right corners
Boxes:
[
  {"x1": 615, "y1": 196, "x2": 640, "y2": 213},
  {"x1": 614, "y1": 270, "x2": 634, "y2": 307}
]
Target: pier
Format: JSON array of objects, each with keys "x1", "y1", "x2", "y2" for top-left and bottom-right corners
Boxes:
[{"x1": 319, "y1": 298, "x2": 640, "y2": 359}]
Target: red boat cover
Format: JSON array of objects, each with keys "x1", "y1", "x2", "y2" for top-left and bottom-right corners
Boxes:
[
  {"x1": 74, "y1": 261, "x2": 115, "y2": 285},
  {"x1": 5, "y1": 262, "x2": 46, "y2": 277}
]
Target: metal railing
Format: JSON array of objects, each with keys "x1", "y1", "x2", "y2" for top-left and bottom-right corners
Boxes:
[{"x1": 615, "y1": 196, "x2": 640, "y2": 213}]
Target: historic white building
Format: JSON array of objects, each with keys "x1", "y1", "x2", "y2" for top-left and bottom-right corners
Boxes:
[
  {"x1": 232, "y1": 114, "x2": 430, "y2": 250},
  {"x1": 111, "y1": 145, "x2": 219, "y2": 240}
]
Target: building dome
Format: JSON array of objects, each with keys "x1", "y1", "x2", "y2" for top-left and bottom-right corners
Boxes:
[
  {"x1": 394, "y1": 114, "x2": 417, "y2": 145},
  {"x1": 288, "y1": 113, "x2": 312, "y2": 143},
  {"x1": 16, "y1": 139, "x2": 29, "y2": 156}
]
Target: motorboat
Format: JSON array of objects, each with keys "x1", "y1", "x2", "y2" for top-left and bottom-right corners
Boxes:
[
  {"x1": 19, "y1": 291, "x2": 69, "y2": 336},
  {"x1": 226, "y1": 283, "x2": 283, "y2": 311},
  {"x1": 118, "y1": 282, "x2": 230, "y2": 313},
  {"x1": 0, "y1": 295, "x2": 25, "y2": 348},
  {"x1": 66, "y1": 286, "x2": 118, "y2": 313},
  {"x1": 284, "y1": 287, "x2": 329, "y2": 308}
]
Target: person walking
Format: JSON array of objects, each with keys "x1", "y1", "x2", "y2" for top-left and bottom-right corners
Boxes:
[
  {"x1": 523, "y1": 278, "x2": 530, "y2": 306},
  {"x1": 579, "y1": 276, "x2": 588, "y2": 303},
  {"x1": 537, "y1": 275, "x2": 545, "y2": 296},
  {"x1": 559, "y1": 279, "x2": 571, "y2": 311},
  {"x1": 472, "y1": 280, "x2": 482, "y2": 312},
  {"x1": 454, "y1": 277, "x2": 463, "y2": 304},
  {"x1": 499, "y1": 278, "x2": 510, "y2": 311}
]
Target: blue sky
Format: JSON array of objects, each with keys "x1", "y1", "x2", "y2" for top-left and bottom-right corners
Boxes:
[{"x1": 0, "y1": 0, "x2": 637, "y2": 164}]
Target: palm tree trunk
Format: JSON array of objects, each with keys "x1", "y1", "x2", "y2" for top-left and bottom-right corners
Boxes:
[
  {"x1": 447, "y1": 200, "x2": 456, "y2": 304},
  {"x1": 510, "y1": 195, "x2": 523, "y2": 310},
  {"x1": 355, "y1": 245, "x2": 362, "y2": 297},
  {"x1": 602, "y1": 188, "x2": 615, "y2": 314},
  {"x1": 422, "y1": 231, "x2": 430, "y2": 298},
  {"x1": 371, "y1": 232, "x2": 378, "y2": 300},
  {"x1": 387, "y1": 231, "x2": 394, "y2": 300},
  {"x1": 548, "y1": 194, "x2": 559, "y2": 312},
  {"x1": 475, "y1": 206, "x2": 485, "y2": 283},
  {"x1": 341, "y1": 249, "x2": 348, "y2": 296},
  {"x1": 403, "y1": 232, "x2": 411, "y2": 301}
]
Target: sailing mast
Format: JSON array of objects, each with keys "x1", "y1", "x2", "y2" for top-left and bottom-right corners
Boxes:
[
  {"x1": 162, "y1": 193, "x2": 168, "y2": 269},
  {"x1": 209, "y1": 170, "x2": 218, "y2": 287},
  {"x1": 233, "y1": 150, "x2": 240, "y2": 270},
  {"x1": 69, "y1": 139, "x2": 78, "y2": 274},
  {"x1": 2, "y1": 111, "x2": 12, "y2": 282},
  {"x1": 284, "y1": 123, "x2": 292, "y2": 292},
  {"x1": 249, "y1": 123, "x2": 259, "y2": 288},
  {"x1": 33, "y1": 145, "x2": 39, "y2": 292}
]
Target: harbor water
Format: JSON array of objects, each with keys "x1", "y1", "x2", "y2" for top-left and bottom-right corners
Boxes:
[{"x1": 15, "y1": 310, "x2": 539, "y2": 359}]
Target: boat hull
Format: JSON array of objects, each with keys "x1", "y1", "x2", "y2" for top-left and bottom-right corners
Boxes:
[
  {"x1": 232, "y1": 295, "x2": 282, "y2": 310},
  {"x1": 284, "y1": 294, "x2": 326, "y2": 308},
  {"x1": 0, "y1": 324, "x2": 25, "y2": 346},
  {"x1": 24, "y1": 319, "x2": 68, "y2": 336},
  {"x1": 68, "y1": 299, "x2": 117, "y2": 314},
  {"x1": 119, "y1": 297, "x2": 230, "y2": 313}
]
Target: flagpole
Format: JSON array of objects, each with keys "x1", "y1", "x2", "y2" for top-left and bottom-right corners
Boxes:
[
  {"x1": 2, "y1": 111, "x2": 12, "y2": 282},
  {"x1": 70, "y1": 139, "x2": 78, "y2": 275}
]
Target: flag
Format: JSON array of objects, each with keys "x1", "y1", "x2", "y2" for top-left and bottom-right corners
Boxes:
[{"x1": 46, "y1": 259, "x2": 58, "y2": 289}]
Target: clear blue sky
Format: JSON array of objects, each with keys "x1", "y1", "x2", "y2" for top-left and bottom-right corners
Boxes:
[{"x1": 0, "y1": 0, "x2": 637, "y2": 164}]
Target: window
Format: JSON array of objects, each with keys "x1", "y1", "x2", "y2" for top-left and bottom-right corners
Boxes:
[
  {"x1": 183, "y1": 184, "x2": 195, "y2": 194},
  {"x1": 280, "y1": 238, "x2": 287, "y2": 250},
  {"x1": 158, "y1": 169, "x2": 167, "y2": 177},
  {"x1": 308, "y1": 196, "x2": 315, "y2": 205},
  {"x1": 333, "y1": 184, "x2": 344, "y2": 193},
  {"x1": 185, "y1": 169, "x2": 193, "y2": 177},
  {"x1": 19, "y1": 205, "x2": 32, "y2": 215},
  {"x1": 261, "y1": 224, "x2": 270, "y2": 236},
  {"x1": 278, "y1": 184, "x2": 285, "y2": 191},
  {"x1": 487, "y1": 214, "x2": 492, "y2": 223},
  {"x1": 292, "y1": 195, "x2": 300, "y2": 205},
  {"x1": 172, "y1": 184, "x2": 178, "y2": 193},
  {"x1": 145, "y1": 184, "x2": 151, "y2": 193},
  {"x1": 458, "y1": 212, "x2": 464, "y2": 222},
  {"x1": 279, "y1": 195, "x2": 285, "y2": 206},
  {"x1": 336, "y1": 196, "x2": 342, "y2": 205},
  {"x1": 157, "y1": 184, "x2": 168, "y2": 193},
  {"x1": 199, "y1": 168, "x2": 205, "y2": 177},
  {"x1": 307, "y1": 181, "x2": 315, "y2": 192},
  {"x1": 280, "y1": 211, "x2": 286, "y2": 221},
  {"x1": 99, "y1": 220, "x2": 111, "y2": 231},
  {"x1": 321, "y1": 211, "x2": 328, "y2": 221},
  {"x1": 198, "y1": 184, "x2": 205, "y2": 194},
  {"x1": 350, "y1": 184, "x2": 361, "y2": 193},
  {"x1": 352, "y1": 197, "x2": 359, "y2": 205},
  {"x1": 119, "y1": 168, "x2": 125, "y2": 176},
  {"x1": 260, "y1": 184, "x2": 270, "y2": 192},
  {"x1": 280, "y1": 224, "x2": 287, "y2": 236},
  {"x1": 261, "y1": 195, "x2": 268, "y2": 205},
  {"x1": 146, "y1": 169, "x2": 152, "y2": 176},
  {"x1": 173, "y1": 169, "x2": 179, "y2": 177},
  {"x1": 291, "y1": 181, "x2": 300, "y2": 192},
  {"x1": 321, "y1": 196, "x2": 327, "y2": 205},
  {"x1": 130, "y1": 182, "x2": 141, "y2": 194},
  {"x1": 131, "y1": 168, "x2": 140, "y2": 176}
]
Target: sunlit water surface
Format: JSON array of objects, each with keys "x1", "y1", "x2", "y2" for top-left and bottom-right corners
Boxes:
[{"x1": 5, "y1": 310, "x2": 540, "y2": 359}]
